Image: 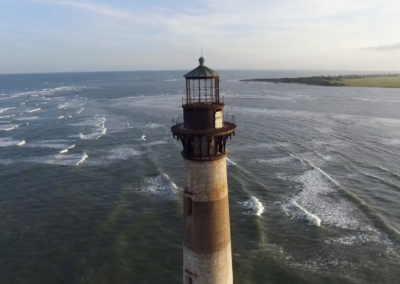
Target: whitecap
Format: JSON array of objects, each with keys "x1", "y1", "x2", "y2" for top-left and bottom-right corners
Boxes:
[
  {"x1": 0, "y1": 107, "x2": 15, "y2": 114},
  {"x1": 0, "y1": 138, "x2": 25, "y2": 147},
  {"x1": 59, "y1": 144, "x2": 75, "y2": 154},
  {"x1": 76, "y1": 152, "x2": 88, "y2": 165},
  {"x1": 27, "y1": 108, "x2": 41, "y2": 113},
  {"x1": 283, "y1": 201, "x2": 321, "y2": 226},
  {"x1": 239, "y1": 196, "x2": 265, "y2": 216},
  {"x1": 79, "y1": 128, "x2": 106, "y2": 140},
  {"x1": 226, "y1": 157, "x2": 236, "y2": 166},
  {"x1": 14, "y1": 116, "x2": 38, "y2": 121},
  {"x1": 138, "y1": 174, "x2": 177, "y2": 200},
  {"x1": 0, "y1": 125, "x2": 19, "y2": 131}
]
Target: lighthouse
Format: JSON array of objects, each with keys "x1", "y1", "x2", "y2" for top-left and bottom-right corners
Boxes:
[{"x1": 171, "y1": 57, "x2": 236, "y2": 284}]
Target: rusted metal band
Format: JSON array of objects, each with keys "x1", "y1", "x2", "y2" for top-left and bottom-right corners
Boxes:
[{"x1": 184, "y1": 196, "x2": 231, "y2": 254}]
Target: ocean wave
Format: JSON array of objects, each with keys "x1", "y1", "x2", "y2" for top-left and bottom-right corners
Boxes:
[
  {"x1": 139, "y1": 174, "x2": 177, "y2": 200},
  {"x1": 9, "y1": 86, "x2": 85, "y2": 100},
  {"x1": 0, "y1": 125, "x2": 19, "y2": 131},
  {"x1": 14, "y1": 116, "x2": 38, "y2": 121},
  {"x1": 25, "y1": 142, "x2": 69, "y2": 149},
  {"x1": 239, "y1": 196, "x2": 265, "y2": 216},
  {"x1": 79, "y1": 128, "x2": 106, "y2": 140},
  {"x1": 58, "y1": 116, "x2": 64, "y2": 119},
  {"x1": 27, "y1": 108, "x2": 41, "y2": 113},
  {"x1": 378, "y1": 166, "x2": 400, "y2": 178},
  {"x1": 106, "y1": 148, "x2": 144, "y2": 160},
  {"x1": 59, "y1": 144, "x2": 75, "y2": 154},
  {"x1": 324, "y1": 231, "x2": 393, "y2": 246},
  {"x1": 145, "y1": 123, "x2": 164, "y2": 129},
  {"x1": 76, "y1": 152, "x2": 88, "y2": 165},
  {"x1": 0, "y1": 138, "x2": 26, "y2": 147},
  {"x1": 146, "y1": 140, "x2": 167, "y2": 146},
  {"x1": 226, "y1": 157, "x2": 237, "y2": 166},
  {"x1": 0, "y1": 107, "x2": 15, "y2": 114},
  {"x1": 289, "y1": 169, "x2": 362, "y2": 230},
  {"x1": 283, "y1": 200, "x2": 321, "y2": 226},
  {"x1": 251, "y1": 156, "x2": 297, "y2": 165},
  {"x1": 77, "y1": 107, "x2": 85, "y2": 114},
  {"x1": 0, "y1": 115, "x2": 15, "y2": 119},
  {"x1": 24, "y1": 152, "x2": 88, "y2": 166}
]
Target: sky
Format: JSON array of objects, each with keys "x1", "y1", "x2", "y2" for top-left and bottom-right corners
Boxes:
[{"x1": 0, "y1": 0, "x2": 399, "y2": 73}]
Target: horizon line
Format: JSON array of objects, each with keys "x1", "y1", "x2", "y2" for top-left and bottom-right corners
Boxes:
[{"x1": 1, "y1": 69, "x2": 400, "y2": 76}]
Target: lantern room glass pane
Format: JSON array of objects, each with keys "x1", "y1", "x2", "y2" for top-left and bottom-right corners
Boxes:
[{"x1": 185, "y1": 78, "x2": 220, "y2": 105}]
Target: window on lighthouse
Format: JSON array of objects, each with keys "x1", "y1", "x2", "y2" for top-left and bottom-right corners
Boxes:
[
  {"x1": 215, "y1": 109, "x2": 223, "y2": 129},
  {"x1": 185, "y1": 196, "x2": 192, "y2": 216}
]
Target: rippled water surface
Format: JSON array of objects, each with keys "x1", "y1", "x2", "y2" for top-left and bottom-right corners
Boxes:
[{"x1": 1, "y1": 70, "x2": 400, "y2": 284}]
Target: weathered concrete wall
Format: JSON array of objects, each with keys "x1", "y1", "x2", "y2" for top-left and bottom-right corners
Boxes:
[{"x1": 183, "y1": 157, "x2": 233, "y2": 284}]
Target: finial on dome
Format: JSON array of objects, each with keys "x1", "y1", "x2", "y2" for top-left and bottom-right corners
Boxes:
[{"x1": 199, "y1": 57, "x2": 205, "y2": 66}]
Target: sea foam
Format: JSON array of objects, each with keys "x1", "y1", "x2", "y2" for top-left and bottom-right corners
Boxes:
[
  {"x1": 139, "y1": 174, "x2": 177, "y2": 200},
  {"x1": 239, "y1": 196, "x2": 265, "y2": 216},
  {"x1": 283, "y1": 201, "x2": 321, "y2": 226}
]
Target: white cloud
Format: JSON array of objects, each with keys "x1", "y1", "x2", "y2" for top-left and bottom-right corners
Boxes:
[{"x1": 364, "y1": 43, "x2": 400, "y2": 51}]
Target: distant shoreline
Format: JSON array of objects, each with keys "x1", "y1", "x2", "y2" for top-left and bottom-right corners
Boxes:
[{"x1": 240, "y1": 74, "x2": 400, "y2": 88}]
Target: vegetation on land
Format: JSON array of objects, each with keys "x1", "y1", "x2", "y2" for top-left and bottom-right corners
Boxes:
[{"x1": 240, "y1": 74, "x2": 400, "y2": 88}]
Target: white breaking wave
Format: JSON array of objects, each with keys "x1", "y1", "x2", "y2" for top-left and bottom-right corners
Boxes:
[
  {"x1": 226, "y1": 157, "x2": 236, "y2": 166},
  {"x1": 14, "y1": 116, "x2": 38, "y2": 121},
  {"x1": 58, "y1": 116, "x2": 64, "y2": 119},
  {"x1": 0, "y1": 107, "x2": 15, "y2": 114},
  {"x1": 17, "y1": 140, "x2": 26, "y2": 146},
  {"x1": 378, "y1": 166, "x2": 400, "y2": 178},
  {"x1": 287, "y1": 168, "x2": 364, "y2": 230},
  {"x1": 25, "y1": 152, "x2": 88, "y2": 166},
  {"x1": 58, "y1": 103, "x2": 70, "y2": 109},
  {"x1": 59, "y1": 144, "x2": 75, "y2": 154},
  {"x1": 77, "y1": 117, "x2": 107, "y2": 140},
  {"x1": 80, "y1": 128, "x2": 106, "y2": 140},
  {"x1": 0, "y1": 115, "x2": 15, "y2": 119},
  {"x1": 77, "y1": 107, "x2": 85, "y2": 114},
  {"x1": 239, "y1": 196, "x2": 265, "y2": 216},
  {"x1": 0, "y1": 125, "x2": 19, "y2": 131},
  {"x1": 95, "y1": 117, "x2": 106, "y2": 127},
  {"x1": 27, "y1": 108, "x2": 41, "y2": 113},
  {"x1": 0, "y1": 138, "x2": 25, "y2": 147},
  {"x1": 24, "y1": 140, "x2": 71, "y2": 149},
  {"x1": 283, "y1": 200, "x2": 321, "y2": 226},
  {"x1": 76, "y1": 152, "x2": 88, "y2": 165}
]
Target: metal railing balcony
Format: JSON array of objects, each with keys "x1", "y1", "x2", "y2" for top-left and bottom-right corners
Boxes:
[
  {"x1": 182, "y1": 96, "x2": 224, "y2": 106},
  {"x1": 171, "y1": 114, "x2": 235, "y2": 129}
]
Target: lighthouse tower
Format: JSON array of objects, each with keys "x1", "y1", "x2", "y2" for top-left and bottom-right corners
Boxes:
[{"x1": 171, "y1": 57, "x2": 236, "y2": 284}]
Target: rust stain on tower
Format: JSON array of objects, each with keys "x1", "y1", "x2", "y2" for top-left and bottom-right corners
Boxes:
[{"x1": 171, "y1": 57, "x2": 236, "y2": 284}]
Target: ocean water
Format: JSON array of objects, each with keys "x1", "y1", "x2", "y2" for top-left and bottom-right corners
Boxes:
[{"x1": 1, "y1": 70, "x2": 400, "y2": 284}]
